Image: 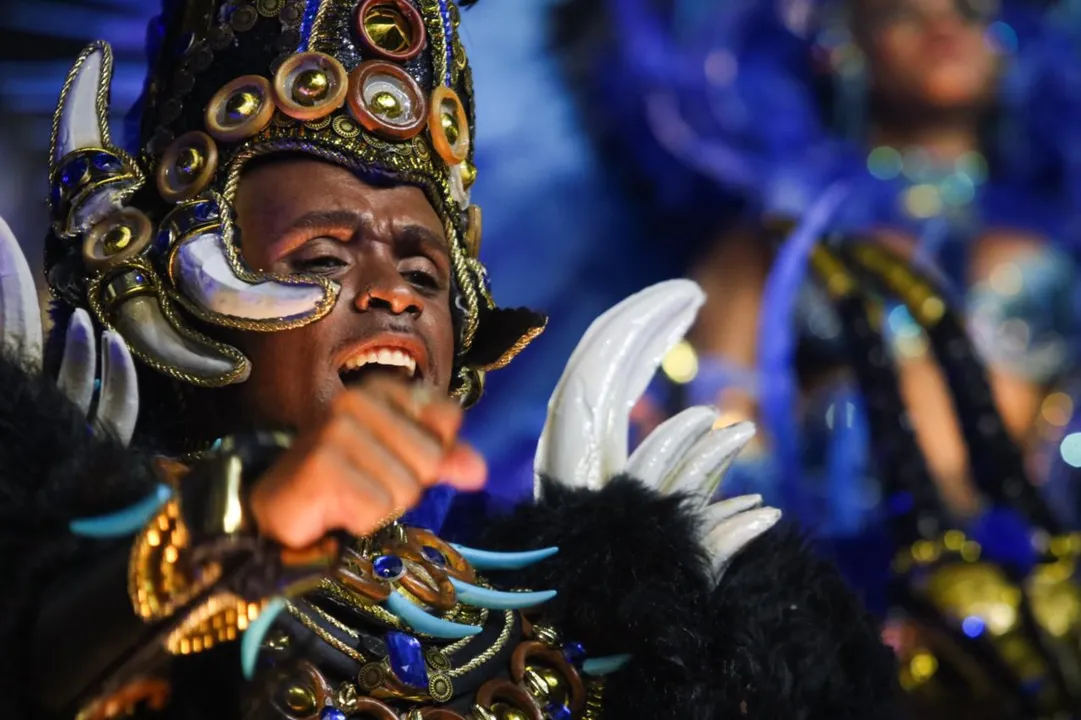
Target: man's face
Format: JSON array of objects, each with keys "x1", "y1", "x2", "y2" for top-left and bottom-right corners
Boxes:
[{"x1": 228, "y1": 157, "x2": 456, "y2": 433}]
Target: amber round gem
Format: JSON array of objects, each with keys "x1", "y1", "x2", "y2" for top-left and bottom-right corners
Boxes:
[
  {"x1": 225, "y1": 90, "x2": 261, "y2": 122},
  {"x1": 283, "y1": 684, "x2": 316, "y2": 713},
  {"x1": 293, "y1": 69, "x2": 330, "y2": 106},
  {"x1": 364, "y1": 7, "x2": 410, "y2": 53},
  {"x1": 175, "y1": 147, "x2": 204, "y2": 182},
  {"x1": 371, "y1": 91, "x2": 403, "y2": 119},
  {"x1": 102, "y1": 225, "x2": 133, "y2": 255},
  {"x1": 440, "y1": 111, "x2": 459, "y2": 146}
]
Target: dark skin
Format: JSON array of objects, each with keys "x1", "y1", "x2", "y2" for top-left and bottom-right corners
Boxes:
[{"x1": 223, "y1": 157, "x2": 485, "y2": 548}]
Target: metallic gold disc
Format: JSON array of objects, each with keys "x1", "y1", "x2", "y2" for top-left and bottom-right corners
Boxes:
[
  {"x1": 83, "y1": 207, "x2": 153, "y2": 271},
  {"x1": 347, "y1": 61, "x2": 427, "y2": 140},
  {"x1": 205, "y1": 75, "x2": 275, "y2": 143},
  {"x1": 464, "y1": 204, "x2": 482, "y2": 258},
  {"x1": 460, "y1": 159, "x2": 477, "y2": 190},
  {"x1": 157, "y1": 131, "x2": 220, "y2": 203},
  {"x1": 428, "y1": 86, "x2": 469, "y2": 165},
  {"x1": 273, "y1": 51, "x2": 349, "y2": 121},
  {"x1": 355, "y1": 0, "x2": 426, "y2": 62}
]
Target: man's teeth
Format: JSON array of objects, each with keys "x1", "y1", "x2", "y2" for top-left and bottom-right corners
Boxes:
[{"x1": 341, "y1": 348, "x2": 417, "y2": 376}]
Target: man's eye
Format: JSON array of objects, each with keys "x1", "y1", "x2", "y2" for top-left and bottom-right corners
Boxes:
[
  {"x1": 293, "y1": 255, "x2": 347, "y2": 274},
  {"x1": 404, "y1": 270, "x2": 439, "y2": 289}
]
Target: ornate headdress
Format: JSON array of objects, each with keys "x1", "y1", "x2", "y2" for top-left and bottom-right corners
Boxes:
[{"x1": 44, "y1": 0, "x2": 546, "y2": 404}]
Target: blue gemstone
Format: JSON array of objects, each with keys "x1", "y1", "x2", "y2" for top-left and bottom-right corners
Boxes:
[
  {"x1": 61, "y1": 157, "x2": 88, "y2": 187},
  {"x1": 562, "y1": 641, "x2": 586, "y2": 666},
  {"x1": 133, "y1": 273, "x2": 146, "y2": 284},
  {"x1": 374, "y1": 554, "x2": 404, "y2": 579},
  {"x1": 385, "y1": 631, "x2": 429, "y2": 688},
  {"x1": 192, "y1": 202, "x2": 218, "y2": 222},
  {"x1": 421, "y1": 546, "x2": 446, "y2": 567},
  {"x1": 319, "y1": 708, "x2": 346, "y2": 720},
  {"x1": 155, "y1": 228, "x2": 173, "y2": 253},
  {"x1": 544, "y1": 703, "x2": 573, "y2": 720},
  {"x1": 91, "y1": 152, "x2": 122, "y2": 173}
]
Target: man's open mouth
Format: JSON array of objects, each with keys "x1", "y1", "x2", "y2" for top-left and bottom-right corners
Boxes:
[{"x1": 338, "y1": 347, "x2": 421, "y2": 387}]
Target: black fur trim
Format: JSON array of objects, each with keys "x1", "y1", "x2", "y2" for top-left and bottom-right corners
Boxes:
[
  {"x1": 0, "y1": 353, "x2": 159, "y2": 715},
  {"x1": 476, "y1": 475, "x2": 900, "y2": 718}
]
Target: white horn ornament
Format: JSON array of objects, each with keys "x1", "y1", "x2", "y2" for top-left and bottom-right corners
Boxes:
[
  {"x1": 0, "y1": 214, "x2": 43, "y2": 371},
  {"x1": 535, "y1": 279, "x2": 704, "y2": 494},
  {"x1": 174, "y1": 233, "x2": 335, "y2": 323}
]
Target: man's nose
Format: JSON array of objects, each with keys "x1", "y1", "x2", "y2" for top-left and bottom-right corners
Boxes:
[{"x1": 353, "y1": 263, "x2": 424, "y2": 316}]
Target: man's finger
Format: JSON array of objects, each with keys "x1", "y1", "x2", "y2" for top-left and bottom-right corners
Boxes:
[{"x1": 436, "y1": 442, "x2": 487, "y2": 491}]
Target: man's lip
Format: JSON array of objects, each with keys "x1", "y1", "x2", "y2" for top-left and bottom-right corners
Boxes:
[{"x1": 334, "y1": 333, "x2": 430, "y2": 378}]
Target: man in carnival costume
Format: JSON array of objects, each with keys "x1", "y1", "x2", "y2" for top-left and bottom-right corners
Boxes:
[{"x1": 0, "y1": 1, "x2": 897, "y2": 718}]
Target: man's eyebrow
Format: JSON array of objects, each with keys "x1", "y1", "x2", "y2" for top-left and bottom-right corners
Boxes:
[
  {"x1": 398, "y1": 223, "x2": 449, "y2": 257},
  {"x1": 267, "y1": 209, "x2": 449, "y2": 260},
  {"x1": 268, "y1": 209, "x2": 366, "y2": 259}
]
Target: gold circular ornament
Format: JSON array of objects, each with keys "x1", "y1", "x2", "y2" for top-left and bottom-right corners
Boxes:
[
  {"x1": 272, "y1": 52, "x2": 349, "y2": 121},
  {"x1": 428, "y1": 673, "x2": 453, "y2": 703},
  {"x1": 256, "y1": 0, "x2": 285, "y2": 16},
  {"x1": 82, "y1": 208, "x2": 152, "y2": 271},
  {"x1": 332, "y1": 115, "x2": 361, "y2": 139},
  {"x1": 355, "y1": 0, "x2": 426, "y2": 62},
  {"x1": 205, "y1": 75, "x2": 275, "y2": 143},
  {"x1": 157, "y1": 131, "x2": 219, "y2": 203},
  {"x1": 428, "y1": 86, "x2": 469, "y2": 165},
  {"x1": 347, "y1": 61, "x2": 427, "y2": 140},
  {"x1": 464, "y1": 204, "x2": 482, "y2": 258},
  {"x1": 357, "y1": 662, "x2": 385, "y2": 692}
]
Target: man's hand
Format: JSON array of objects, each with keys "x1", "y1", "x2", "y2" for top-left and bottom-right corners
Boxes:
[{"x1": 248, "y1": 376, "x2": 485, "y2": 548}]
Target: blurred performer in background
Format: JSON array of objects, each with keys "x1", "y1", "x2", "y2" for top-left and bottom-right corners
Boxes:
[
  {"x1": 556, "y1": 0, "x2": 1081, "y2": 523},
  {"x1": 0, "y1": 0, "x2": 898, "y2": 718},
  {"x1": 555, "y1": 0, "x2": 1081, "y2": 717}
]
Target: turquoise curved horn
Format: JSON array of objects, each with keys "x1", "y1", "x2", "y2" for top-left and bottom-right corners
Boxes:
[
  {"x1": 69, "y1": 483, "x2": 173, "y2": 538},
  {"x1": 385, "y1": 590, "x2": 482, "y2": 639},
  {"x1": 448, "y1": 578, "x2": 556, "y2": 610},
  {"x1": 449, "y1": 544, "x2": 559, "y2": 570},
  {"x1": 582, "y1": 654, "x2": 632, "y2": 676},
  {"x1": 241, "y1": 596, "x2": 287, "y2": 680}
]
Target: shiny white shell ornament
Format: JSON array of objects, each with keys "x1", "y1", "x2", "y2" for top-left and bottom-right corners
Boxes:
[{"x1": 536, "y1": 279, "x2": 781, "y2": 582}]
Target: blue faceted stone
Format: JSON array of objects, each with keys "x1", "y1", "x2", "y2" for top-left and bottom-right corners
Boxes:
[
  {"x1": 192, "y1": 201, "x2": 218, "y2": 222},
  {"x1": 133, "y1": 273, "x2": 146, "y2": 284},
  {"x1": 319, "y1": 708, "x2": 346, "y2": 720},
  {"x1": 385, "y1": 631, "x2": 429, "y2": 688},
  {"x1": 61, "y1": 157, "x2": 88, "y2": 187},
  {"x1": 374, "y1": 554, "x2": 404, "y2": 579},
  {"x1": 562, "y1": 641, "x2": 586, "y2": 666},
  {"x1": 421, "y1": 546, "x2": 446, "y2": 567},
  {"x1": 155, "y1": 228, "x2": 173, "y2": 254},
  {"x1": 91, "y1": 152, "x2": 122, "y2": 173},
  {"x1": 544, "y1": 702, "x2": 573, "y2": 720}
]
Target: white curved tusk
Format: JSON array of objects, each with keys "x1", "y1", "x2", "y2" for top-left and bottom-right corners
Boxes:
[
  {"x1": 662, "y1": 421, "x2": 756, "y2": 502},
  {"x1": 94, "y1": 330, "x2": 139, "y2": 446},
  {"x1": 57, "y1": 308, "x2": 97, "y2": 414},
  {"x1": 112, "y1": 295, "x2": 249, "y2": 384},
  {"x1": 175, "y1": 233, "x2": 331, "y2": 322},
  {"x1": 701, "y1": 495, "x2": 763, "y2": 534},
  {"x1": 535, "y1": 280, "x2": 705, "y2": 494},
  {"x1": 0, "y1": 215, "x2": 43, "y2": 372},
  {"x1": 625, "y1": 406, "x2": 718, "y2": 491},
  {"x1": 705, "y1": 507, "x2": 781, "y2": 582},
  {"x1": 52, "y1": 43, "x2": 109, "y2": 166}
]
